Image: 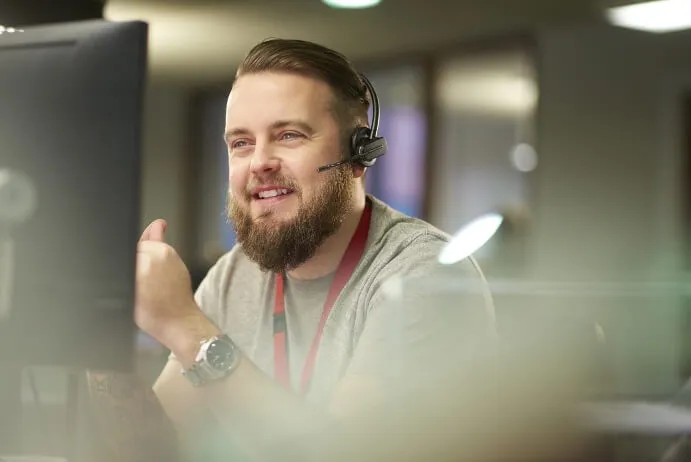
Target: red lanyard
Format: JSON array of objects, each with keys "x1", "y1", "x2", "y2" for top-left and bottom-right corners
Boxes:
[{"x1": 273, "y1": 202, "x2": 372, "y2": 394}]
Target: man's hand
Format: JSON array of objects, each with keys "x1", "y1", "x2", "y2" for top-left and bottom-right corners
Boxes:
[{"x1": 134, "y1": 219, "x2": 202, "y2": 350}]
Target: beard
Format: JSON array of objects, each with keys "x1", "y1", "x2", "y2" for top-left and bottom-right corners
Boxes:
[{"x1": 227, "y1": 166, "x2": 354, "y2": 273}]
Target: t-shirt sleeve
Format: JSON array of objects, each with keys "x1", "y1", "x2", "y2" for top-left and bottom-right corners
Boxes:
[
  {"x1": 343, "y1": 234, "x2": 494, "y2": 399},
  {"x1": 194, "y1": 260, "x2": 225, "y2": 321}
]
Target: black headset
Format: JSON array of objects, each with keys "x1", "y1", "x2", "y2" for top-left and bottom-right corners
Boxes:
[{"x1": 317, "y1": 73, "x2": 388, "y2": 173}]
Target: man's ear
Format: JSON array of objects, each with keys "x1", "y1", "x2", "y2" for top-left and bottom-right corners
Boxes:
[{"x1": 352, "y1": 164, "x2": 367, "y2": 179}]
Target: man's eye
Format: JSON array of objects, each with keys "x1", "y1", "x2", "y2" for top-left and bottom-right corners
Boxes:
[
  {"x1": 231, "y1": 139, "x2": 249, "y2": 149},
  {"x1": 281, "y1": 132, "x2": 303, "y2": 141}
]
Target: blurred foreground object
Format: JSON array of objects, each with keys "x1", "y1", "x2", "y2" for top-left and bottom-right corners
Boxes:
[
  {"x1": 0, "y1": 18, "x2": 147, "y2": 457},
  {"x1": 292, "y1": 307, "x2": 604, "y2": 461},
  {"x1": 274, "y1": 264, "x2": 609, "y2": 461}
]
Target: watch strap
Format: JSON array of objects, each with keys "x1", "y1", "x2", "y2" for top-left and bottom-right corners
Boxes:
[{"x1": 182, "y1": 362, "x2": 207, "y2": 387}]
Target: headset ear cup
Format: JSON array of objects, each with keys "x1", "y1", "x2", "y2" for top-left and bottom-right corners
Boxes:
[{"x1": 350, "y1": 127, "x2": 372, "y2": 165}]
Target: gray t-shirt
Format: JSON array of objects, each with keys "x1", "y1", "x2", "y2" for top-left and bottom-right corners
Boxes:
[{"x1": 190, "y1": 195, "x2": 484, "y2": 406}]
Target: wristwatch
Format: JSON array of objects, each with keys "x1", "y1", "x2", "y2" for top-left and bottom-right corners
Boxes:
[{"x1": 182, "y1": 334, "x2": 240, "y2": 387}]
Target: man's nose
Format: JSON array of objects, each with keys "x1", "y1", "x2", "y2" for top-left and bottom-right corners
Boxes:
[{"x1": 249, "y1": 142, "x2": 280, "y2": 176}]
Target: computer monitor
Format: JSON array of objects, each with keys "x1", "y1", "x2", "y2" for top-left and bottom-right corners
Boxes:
[{"x1": 0, "y1": 19, "x2": 148, "y2": 372}]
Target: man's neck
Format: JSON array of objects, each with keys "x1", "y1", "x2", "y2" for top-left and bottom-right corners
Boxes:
[{"x1": 287, "y1": 192, "x2": 367, "y2": 281}]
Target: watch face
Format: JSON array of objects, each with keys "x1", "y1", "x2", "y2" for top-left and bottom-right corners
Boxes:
[{"x1": 206, "y1": 339, "x2": 236, "y2": 371}]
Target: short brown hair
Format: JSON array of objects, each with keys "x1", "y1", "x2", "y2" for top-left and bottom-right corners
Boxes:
[{"x1": 235, "y1": 38, "x2": 370, "y2": 156}]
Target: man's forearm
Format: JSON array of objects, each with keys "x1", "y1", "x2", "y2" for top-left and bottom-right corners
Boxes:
[{"x1": 162, "y1": 312, "x2": 330, "y2": 456}]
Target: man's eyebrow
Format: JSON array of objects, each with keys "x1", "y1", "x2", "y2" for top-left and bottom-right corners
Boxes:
[
  {"x1": 223, "y1": 120, "x2": 315, "y2": 143},
  {"x1": 271, "y1": 119, "x2": 315, "y2": 134},
  {"x1": 223, "y1": 127, "x2": 249, "y2": 143}
]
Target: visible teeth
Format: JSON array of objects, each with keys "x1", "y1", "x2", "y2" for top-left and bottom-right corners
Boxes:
[{"x1": 258, "y1": 189, "x2": 289, "y2": 199}]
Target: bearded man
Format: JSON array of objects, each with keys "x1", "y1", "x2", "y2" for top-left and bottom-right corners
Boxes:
[{"x1": 132, "y1": 38, "x2": 488, "y2": 459}]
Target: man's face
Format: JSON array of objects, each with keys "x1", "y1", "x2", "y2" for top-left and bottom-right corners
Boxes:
[{"x1": 224, "y1": 72, "x2": 357, "y2": 273}]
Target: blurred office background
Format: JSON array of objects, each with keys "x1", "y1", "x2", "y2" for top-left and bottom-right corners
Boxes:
[{"x1": 5, "y1": 0, "x2": 691, "y2": 459}]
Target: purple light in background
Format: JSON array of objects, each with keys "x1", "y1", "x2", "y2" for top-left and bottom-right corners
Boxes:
[{"x1": 372, "y1": 106, "x2": 427, "y2": 217}]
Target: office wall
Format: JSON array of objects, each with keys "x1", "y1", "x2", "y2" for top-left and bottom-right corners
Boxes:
[
  {"x1": 429, "y1": 46, "x2": 536, "y2": 242},
  {"x1": 527, "y1": 23, "x2": 691, "y2": 395},
  {"x1": 193, "y1": 93, "x2": 231, "y2": 259},
  {"x1": 139, "y1": 78, "x2": 191, "y2": 259}
]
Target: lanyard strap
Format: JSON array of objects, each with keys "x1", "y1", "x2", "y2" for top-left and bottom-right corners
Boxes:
[{"x1": 273, "y1": 202, "x2": 372, "y2": 394}]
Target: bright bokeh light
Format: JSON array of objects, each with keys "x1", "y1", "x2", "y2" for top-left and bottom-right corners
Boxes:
[
  {"x1": 606, "y1": 0, "x2": 691, "y2": 33},
  {"x1": 510, "y1": 143, "x2": 538, "y2": 172},
  {"x1": 322, "y1": 0, "x2": 381, "y2": 9},
  {"x1": 438, "y1": 213, "x2": 504, "y2": 265},
  {"x1": 0, "y1": 25, "x2": 23, "y2": 34}
]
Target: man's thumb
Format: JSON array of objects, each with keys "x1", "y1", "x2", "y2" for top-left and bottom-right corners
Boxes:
[
  {"x1": 149, "y1": 219, "x2": 167, "y2": 241},
  {"x1": 141, "y1": 218, "x2": 167, "y2": 242}
]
